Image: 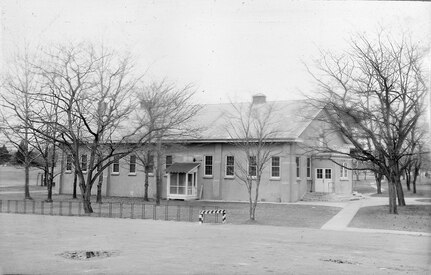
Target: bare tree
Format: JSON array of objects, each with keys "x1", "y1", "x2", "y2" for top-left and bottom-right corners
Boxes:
[
  {"x1": 27, "y1": 43, "x2": 156, "y2": 213},
  {"x1": 226, "y1": 102, "x2": 280, "y2": 221},
  {"x1": 306, "y1": 32, "x2": 428, "y2": 214},
  {"x1": 0, "y1": 49, "x2": 43, "y2": 200},
  {"x1": 137, "y1": 80, "x2": 201, "y2": 204}
]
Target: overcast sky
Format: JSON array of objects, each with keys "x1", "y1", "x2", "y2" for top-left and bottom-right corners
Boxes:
[{"x1": 1, "y1": 0, "x2": 430, "y2": 104}]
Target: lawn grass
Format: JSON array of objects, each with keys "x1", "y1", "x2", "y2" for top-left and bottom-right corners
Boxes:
[
  {"x1": 0, "y1": 190, "x2": 342, "y2": 228},
  {"x1": 353, "y1": 178, "x2": 431, "y2": 198},
  {"x1": 349, "y1": 204, "x2": 431, "y2": 233},
  {"x1": 0, "y1": 166, "x2": 41, "y2": 187}
]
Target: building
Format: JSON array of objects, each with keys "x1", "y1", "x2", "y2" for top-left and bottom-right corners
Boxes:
[{"x1": 56, "y1": 94, "x2": 353, "y2": 202}]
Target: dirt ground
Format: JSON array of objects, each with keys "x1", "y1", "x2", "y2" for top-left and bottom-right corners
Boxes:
[{"x1": 0, "y1": 213, "x2": 430, "y2": 275}]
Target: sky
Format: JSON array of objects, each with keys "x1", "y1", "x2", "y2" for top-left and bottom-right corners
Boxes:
[{"x1": 0, "y1": 0, "x2": 430, "y2": 104}]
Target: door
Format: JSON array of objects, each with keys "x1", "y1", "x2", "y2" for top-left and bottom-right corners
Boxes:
[{"x1": 315, "y1": 168, "x2": 333, "y2": 193}]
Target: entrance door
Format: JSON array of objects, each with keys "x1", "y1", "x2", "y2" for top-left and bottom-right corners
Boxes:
[{"x1": 315, "y1": 168, "x2": 333, "y2": 193}]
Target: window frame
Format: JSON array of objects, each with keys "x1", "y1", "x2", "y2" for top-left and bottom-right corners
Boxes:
[
  {"x1": 270, "y1": 156, "x2": 280, "y2": 179},
  {"x1": 165, "y1": 155, "x2": 173, "y2": 172},
  {"x1": 65, "y1": 154, "x2": 73, "y2": 173},
  {"x1": 249, "y1": 155, "x2": 257, "y2": 177},
  {"x1": 225, "y1": 155, "x2": 235, "y2": 178},
  {"x1": 204, "y1": 155, "x2": 213, "y2": 177},
  {"x1": 340, "y1": 161, "x2": 348, "y2": 180},
  {"x1": 129, "y1": 154, "x2": 136, "y2": 175},
  {"x1": 306, "y1": 157, "x2": 311, "y2": 179},
  {"x1": 112, "y1": 156, "x2": 120, "y2": 175},
  {"x1": 81, "y1": 154, "x2": 87, "y2": 173},
  {"x1": 147, "y1": 154, "x2": 154, "y2": 175},
  {"x1": 295, "y1": 156, "x2": 300, "y2": 179}
]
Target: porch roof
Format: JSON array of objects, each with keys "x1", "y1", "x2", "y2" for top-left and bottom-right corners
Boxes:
[{"x1": 166, "y1": 162, "x2": 200, "y2": 173}]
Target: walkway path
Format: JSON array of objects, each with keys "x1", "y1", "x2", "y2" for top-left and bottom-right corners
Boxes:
[{"x1": 320, "y1": 195, "x2": 431, "y2": 236}]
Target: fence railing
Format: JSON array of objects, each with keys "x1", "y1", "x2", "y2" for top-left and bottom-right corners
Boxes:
[{"x1": 0, "y1": 200, "x2": 225, "y2": 223}]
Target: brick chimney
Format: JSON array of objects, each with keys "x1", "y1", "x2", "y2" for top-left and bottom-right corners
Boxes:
[{"x1": 252, "y1": 93, "x2": 266, "y2": 104}]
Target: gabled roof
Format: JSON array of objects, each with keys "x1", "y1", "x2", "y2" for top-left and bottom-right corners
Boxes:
[
  {"x1": 187, "y1": 99, "x2": 321, "y2": 142},
  {"x1": 166, "y1": 162, "x2": 200, "y2": 173}
]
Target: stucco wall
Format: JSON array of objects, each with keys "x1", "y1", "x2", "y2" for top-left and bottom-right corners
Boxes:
[{"x1": 58, "y1": 142, "x2": 310, "y2": 203}]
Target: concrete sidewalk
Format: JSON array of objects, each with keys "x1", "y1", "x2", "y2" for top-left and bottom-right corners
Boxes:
[{"x1": 320, "y1": 196, "x2": 431, "y2": 236}]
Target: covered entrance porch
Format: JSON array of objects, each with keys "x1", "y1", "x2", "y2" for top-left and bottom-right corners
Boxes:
[{"x1": 166, "y1": 162, "x2": 200, "y2": 200}]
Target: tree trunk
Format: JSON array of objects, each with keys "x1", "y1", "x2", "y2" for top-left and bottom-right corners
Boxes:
[
  {"x1": 72, "y1": 171, "x2": 77, "y2": 199},
  {"x1": 374, "y1": 172, "x2": 382, "y2": 194},
  {"x1": 44, "y1": 165, "x2": 52, "y2": 202},
  {"x1": 78, "y1": 174, "x2": 93, "y2": 213},
  {"x1": 248, "y1": 184, "x2": 254, "y2": 221},
  {"x1": 155, "y1": 142, "x2": 162, "y2": 205},
  {"x1": 395, "y1": 176, "x2": 406, "y2": 206},
  {"x1": 405, "y1": 170, "x2": 411, "y2": 191},
  {"x1": 24, "y1": 162, "x2": 32, "y2": 199},
  {"x1": 46, "y1": 173, "x2": 53, "y2": 202},
  {"x1": 387, "y1": 180, "x2": 398, "y2": 214},
  {"x1": 144, "y1": 165, "x2": 149, "y2": 201},
  {"x1": 412, "y1": 166, "x2": 419, "y2": 194},
  {"x1": 96, "y1": 170, "x2": 103, "y2": 203},
  {"x1": 96, "y1": 160, "x2": 103, "y2": 203},
  {"x1": 251, "y1": 177, "x2": 260, "y2": 221}
]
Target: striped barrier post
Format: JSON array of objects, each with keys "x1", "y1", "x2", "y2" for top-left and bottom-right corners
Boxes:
[{"x1": 199, "y1": 209, "x2": 226, "y2": 224}]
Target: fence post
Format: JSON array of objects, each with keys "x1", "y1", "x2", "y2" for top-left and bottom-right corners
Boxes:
[
  {"x1": 0, "y1": 200, "x2": 2, "y2": 213},
  {"x1": 165, "y1": 204, "x2": 168, "y2": 220},
  {"x1": 32, "y1": 200, "x2": 35, "y2": 214},
  {"x1": 109, "y1": 203, "x2": 112, "y2": 218},
  {"x1": 78, "y1": 202, "x2": 81, "y2": 216},
  {"x1": 99, "y1": 203, "x2": 102, "y2": 217},
  {"x1": 153, "y1": 204, "x2": 156, "y2": 220},
  {"x1": 15, "y1": 200, "x2": 18, "y2": 213},
  {"x1": 69, "y1": 202, "x2": 72, "y2": 216},
  {"x1": 59, "y1": 201, "x2": 63, "y2": 216},
  {"x1": 7, "y1": 200, "x2": 10, "y2": 213},
  {"x1": 41, "y1": 201, "x2": 44, "y2": 215},
  {"x1": 23, "y1": 200, "x2": 27, "y2": 214},
  {"x1": 131, "y1": 203, "x2": 134, "y2": 219},
  {"x1": 215, "y1": 206, "x2": 218, "y2": 223},
  {"x1": 50, "y1": 202, "x2": 53, "y2": 215},
  {"x1": 120, "y1": 203, "x2": 123, "y2": 218}
]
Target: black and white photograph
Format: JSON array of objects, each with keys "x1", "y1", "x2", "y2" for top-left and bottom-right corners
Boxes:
[{"x1": 0, "y1": 0, "x2": 430, "y2": 274}]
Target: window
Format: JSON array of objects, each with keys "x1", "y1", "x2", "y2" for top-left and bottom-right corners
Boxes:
[
  {"x1": 325, "y1": 169, "x2": 332, "y2": 179},
  {"x1": 316, "y1": 168, "x2": 323, "y2": 179},
  {"x1": 147, "y1": 155, "x2": 154, "y2": 174},
  {"x1": 166, "y1": 155, "x2": 173, "y2": 171},
  {"x1": 66, "y1": 154, "x2": 72, "y2": 172},
  {"x1": 204, "y1": 155, "x2": 213, "y2": 176},
  {"x1": 306, "y1": 157, "x2": 311, "y2": 178},
  {"x1": 225, "y1": 156, "x2": 235, "y2": 177},
  {"x1": 81, "y1": 154, "x2": 87, "y2": 172},
  {"x1": 271, "y1": 156, "x2": 280, "y2": 178},
  {"x1": 249, "y1": 156, "x2": 257, "y2": 177},
  {"x1": 112, "y1": 157, "x2": 120, "y2": 174},
  {"x1": 129, "y1": 155, "x2": 136, "y2": 174},
  {"x1": 296, "y1": 157, "x2": 300, "y2": 178},
  {"x1": 340, "y1": 162, "x2": 348, "y2": 179}
]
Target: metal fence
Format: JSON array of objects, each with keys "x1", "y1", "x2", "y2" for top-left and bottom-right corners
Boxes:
[{"x1": 0, "y1": 200, "x2": 225, "y2": 223}]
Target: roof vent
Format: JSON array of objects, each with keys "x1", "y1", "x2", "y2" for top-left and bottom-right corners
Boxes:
[{"x1": 252, "y1": 94, "x2": 266, "y2": 104}]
